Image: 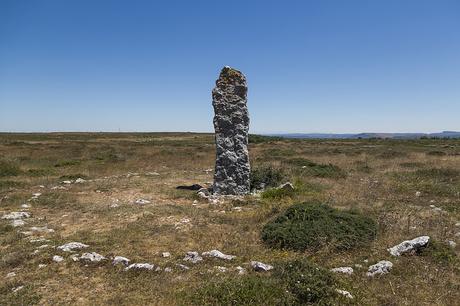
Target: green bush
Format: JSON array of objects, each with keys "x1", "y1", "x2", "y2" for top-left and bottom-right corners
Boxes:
[
  {"x1": 250, "y1": 166, "x2": 285, "y2": 190},
  {"x1": 184, "y1": 275, "x2": 292, "y2": 306},
  {"x1": 274, "y1": 259, "x2": 339, "y2": 305},
  {"x1": 283, "y1": 158, "x2": 346, "y2": 179},
  {"x1": 420, "y1": 240, "x2": 457, "y2": 265},
  {"x1": 0, "y1": 160, "x2": 20, "y2": 177},
  {"x1": 183, "y1": 258, "x2": 347, "y2": 306},
  {"x1": 262, "y1": 202, "x2": 377, "y2": 251},
  {"x1": 261, "y1": 186, "x2": 295, "y2": 200}
]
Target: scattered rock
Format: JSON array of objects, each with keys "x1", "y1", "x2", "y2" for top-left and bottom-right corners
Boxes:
[
  {"x1": 236, "y1": 266, "x2": 246, "y2": 275},
  {"x1": 448, "y1": 240, "x2": 457, "y2": 248},
  {"x1": 354, "y1": 264, "x2": 363, "y2": 269},
  {"x1": 2, "y1": 211, "x2": 30, "y2": 220},
  {"x1": 176, "y1": 264, "x2": 190, "y2": 270},
  {"x1": 183, "y1": 251, "x2": 203, "y2": 263},
  {"x1": 366, "y1": 260, "x2": 393, "y2": 277},
  {"x1": 162, "y1": 252, "x2": 171, "y2": 258},
  {"x1": 12, "y1": 286, "x2": 24, "y2": 293},
  {"x1": 113, "y1": 256, "x2": 130, "y2": 266},
  {"x1": 331, "y1": 267, "x2": 353, "y2": 275},
  {"x1": 415, "y1": 191, "x2": 421, "y2": 197},
  {"x1": 62, "y1": 180, "x2": 72, "y2": 184},
  {"x1": 214, "y1": 266, "x2": 227, "y2": 273},
  {"x1": 164, "y1": 267, "x2": 172, "y2": 272},
  {"x1": 250, "y1": 261, "x2": 273, "y2": 272},
  {"x1": 53, "y1": 255, "x2": 64, "y2": 263},
  {"x1": 70, "y1": 254, "x2": 80, "y2": 262},
  {"x1": 75, "y1": 178, "x2": 86, "y2": 183},
  {"x1": 57, "y1": 242, "x2": 89, "y2": 252},
  {"x1": 30, "y1": 226, "x2": 54, "y2": 233},
  {"x1": 6, "y1": 272, "x2": 16, "y2": 278},
  {"x1": 38, "y1": 264, "x2": 47, "y2": 268},
  {"x1": 12, "y1": 219, "x2": 25, "y2": 227},
  {"x1": 134, "y1": 199, "x2": 151, "y2": 205},
  {"x1": 79, "y1": 252, "x2": 106, "y2": 262},
  {"x1": 278, "y1": 182, "x2": 294, "y2": 191},
  {"x1": 336, "y1": 289, "x2": 353, "y2": 299},
  {"x1": 388, "y1": 236, "x2": 430, "y2": 256},
  {"x1": 202, "y1": 249, "x2": 236, "y2": 260},
  {"x1": 212, "y1": 66, "x2": 250, "y2": 195},
  {"x1": 21, "y1": 204, "x2": 30, "y2": 209},
  {"x1": 125, "y1": 263, "x2": 155, "y2": 271}
]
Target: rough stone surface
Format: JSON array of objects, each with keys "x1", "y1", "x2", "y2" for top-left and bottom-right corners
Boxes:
[
  {"x1": 388, "y1": 236, "x2": 430, "y2": 256},
  {"x1": 79, "y1": 252, "x2": 106, "y2": 262},
  {"x1": 57, "y1": 242, "x2": 89, "y2": 252},
  {"x1": 202, "y1": 249, "x2": 236, "y2": 260},
  {"x1": 183, "y1": 251, "x2": 203, "y2": 263},
  {"x1": 250, "y1": 261, "x2": 273, "y2": 272},
  {"x1": 212, "y1": 66, "x2": 250, "y2": 195},
  {"x1": 2, "y1": 211, "x2": 30, "y2": 220},
  {"x1": 331, "y1": 267, "x2": 353, "y2": 275},
  {"x1": 366, "y1": 260, "x2": 393, "y2": 277},
  {"x1": 53, "y1": 255, "x2": 64, "y2": 263},
  {"x1": 125, "y1": 263, "x2": 154, "y2": 271},
  {"x1": 113, "y1": 256, "x2": 130, "y2": 266},
  {"x1": 336, "y1": 289, "x2": 354, "y2": 299}
]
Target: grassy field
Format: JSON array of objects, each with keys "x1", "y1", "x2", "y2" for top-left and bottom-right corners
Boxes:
[{"x1": 0, "y1": 133, "x2": 459, "y2": 305}]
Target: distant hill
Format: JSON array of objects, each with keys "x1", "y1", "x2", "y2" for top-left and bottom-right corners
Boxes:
[{"x1": 267, "y1": 131, "x2": 460, "y2": 139}]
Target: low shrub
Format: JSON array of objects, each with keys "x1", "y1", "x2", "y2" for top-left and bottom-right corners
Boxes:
[
  {"x1": 183, "y1": 258, "x2": 347, "y2": 305},
  {"x1": 283, "y1": 158, "x2": 346, "y2": 179},
  {"x1": 262, "y1": 202, "x2": 377, "y2": 251},
  {"x1": 0, "y1": 160, "x2": 20, "y2": 177},
  {"x1": 420, "y1": 240, "x2": 457, "y2": 265},
  {"x1": 184, "y1": 275, "x2": 292, "y2": 306},
  {"x1": 54, "y1": 159, "x2": 81, "y2": 167},
  {"x1": 250, "y1": 166, "x2": 285, "y2": 190},
  {"x1": 274, "y1": 259, "x2": 339, "y2": 305}
]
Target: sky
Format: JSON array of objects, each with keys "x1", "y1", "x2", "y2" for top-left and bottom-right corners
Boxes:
[{"x1": 0, "y1": 0, "x2": 459, "y2": 134}]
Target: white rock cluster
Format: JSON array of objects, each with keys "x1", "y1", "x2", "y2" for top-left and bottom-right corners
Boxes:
[
  {"x1": 202, "y1": 249, "x2": 236, "y2": 260},
  {"x1": 57, "y1": 242, "x2": 89, "y2": 252},
  {"x1": 330, "y1": 267, "x2": 353, "y2": 275}
]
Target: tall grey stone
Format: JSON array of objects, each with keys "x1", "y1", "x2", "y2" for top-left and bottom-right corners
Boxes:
[{"x1": 212, "y1": 66, "x2": 250, "y2": 195}]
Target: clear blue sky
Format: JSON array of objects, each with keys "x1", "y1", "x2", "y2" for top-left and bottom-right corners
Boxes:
[{"x1": 1, "y1": 0, "x2": 459, "y2": 133}]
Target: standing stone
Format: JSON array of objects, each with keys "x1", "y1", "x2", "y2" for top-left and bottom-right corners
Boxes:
[{"x1": 212, "y1": 66, "x2": 250, "y2": 195}]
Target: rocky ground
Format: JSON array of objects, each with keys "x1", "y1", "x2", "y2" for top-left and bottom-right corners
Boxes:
[{"x1": 0, "y1": 133, "x2": 459, "y2": 305}]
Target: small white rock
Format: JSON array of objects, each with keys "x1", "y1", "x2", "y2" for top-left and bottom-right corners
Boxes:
[
  {"x1": 183, "y1": 251, "x2": 203, "y2": 263},
  {"x1": 62, "y1": 180, "x2": 72, "y2": 184},
  {"x1": 162, "y1": 252, "x2": 171, "y2": 258},
  {"x1": 79, "y1": 252, "x2": 106, "y2": 262},
  {"x1": 176, "y1": 264, "x2": 190, "y2": 270},
  {"x1": 164, "y1": 267, "x2": 172, "y2": 272},
  {"x1": 38, "y1": 264, "x2": 47, "y2": 268},
  {"x1": 2, "y1": 211, "x2": 30, "y2": 220},
  {"x1": 12, "y1": 219, "x2": 25, "y2": 227},
  {"x1": 12, "y1": 286, "x2": 24, "y2": 293},
  {"x1": 75, "y1": 178, "x2": 86, "y2": 183},
  {"x1": 366, "y1": 260, "x2": 393, "y2": 277},
  {"x1": 448, "y1": 240, "x2": 457, "y2": 248},
  {"x1": 331, "y1": 267, "x2": 353, "y2": 275},
  {"x1": 336, "y1": 289, "x2": 353, "y2": 299},
  {"x1": 57, "y1": 242, "x2": 89, "y2": 252},
  {"x1": 214, "y1": 266, "x2": 227, "y2": 273},
  {"x1": 125, "y1": 263, "x2": 154, "y2": 271},
  {"x1": 113, "y1": 256, "x2": 130, "y2": 266},
  {"x1": 415, "y1": 191, "x2": 421, "y2": 197},
  {"x1": 202, "y1": 249, "x2": 236, "y2": 260},
  {"x1": 388, "y1": 236, "x2": 430, "y2": 256},
  {"x1": 134, "y1": 199, "x2": 151, "y2": 205},
  {"x1": 6, "y1": 272, "x2": 16, "y2": 278},
  {"x1": 251, "y1": 261, "x2": 273, "y2": 272},
  {"x1": 53, "y1": 255, "x2": 64, "y2": 263},
  {"x1": 236, "y1": 266, "x2": 246, "y2": 275}
]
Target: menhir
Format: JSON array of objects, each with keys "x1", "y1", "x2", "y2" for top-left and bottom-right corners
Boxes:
[{"x1": 212, "y1": 66, "x2": 250, "y2": 195}]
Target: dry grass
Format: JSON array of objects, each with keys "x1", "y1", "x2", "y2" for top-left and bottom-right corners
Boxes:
[{"x1": 0, "y1": 133, "x2": 459, "y2": 305}]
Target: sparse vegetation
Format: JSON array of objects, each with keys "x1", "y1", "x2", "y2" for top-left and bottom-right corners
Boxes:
[
  {"x1": 0, "y1": 160, "x2": 20, "y2": 177},
  {"x1": 284, "y1": 158, "x2": 346, "y2": 178},
  {"x1": 0, "y1": 133, "x2": 459, "y2": 305}
]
